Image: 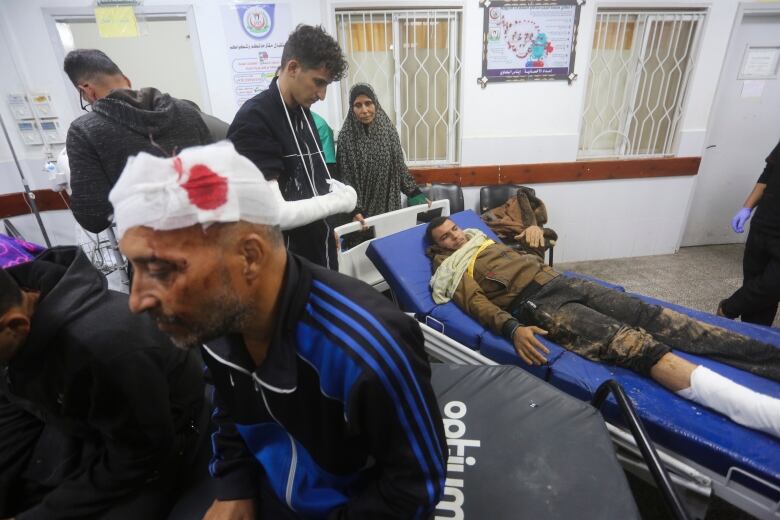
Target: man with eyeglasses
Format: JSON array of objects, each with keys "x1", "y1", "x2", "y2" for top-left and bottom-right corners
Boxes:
[{"x1": 63, "y1": 49, "x2": 222, "y2": 234}]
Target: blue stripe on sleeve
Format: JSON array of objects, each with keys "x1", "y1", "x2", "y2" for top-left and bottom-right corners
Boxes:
[
  {"x1": 296, "y1": 319, "x2": 364, "y2": 420},
  {"x1": 312, "y1": 281, "x2": 445, "y2": 476},
  {"x1": 307, "y1": 303, "x2": 437, "y2": 509}
]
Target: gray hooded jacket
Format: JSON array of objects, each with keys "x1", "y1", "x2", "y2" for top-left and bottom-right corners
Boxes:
[{"x1": 65, "y1": 88, "x2": 214, "y2": 233}]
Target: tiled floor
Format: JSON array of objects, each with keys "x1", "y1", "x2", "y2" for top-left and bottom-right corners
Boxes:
[{"x1": 557, "y1": 243, "x2": 780, "y2": 328}]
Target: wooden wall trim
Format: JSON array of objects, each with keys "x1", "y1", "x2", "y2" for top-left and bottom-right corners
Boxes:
[
  {"x1": 0, "y1": 190, "x2": 70, "y2": 219},
  {"x1": 0, "y1": 157, "x2": 699, "y2": 220},
  {"x1": 410, "y1": 156, "x2": 701, "y2": 186}
]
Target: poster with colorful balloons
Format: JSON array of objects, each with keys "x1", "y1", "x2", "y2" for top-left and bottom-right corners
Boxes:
[
  {"x1": 221, "y1": 3, "x2": 292, "y2": 107},
  {"x1": 478, "y1": 0, "x2": 583, "y2": 87}
]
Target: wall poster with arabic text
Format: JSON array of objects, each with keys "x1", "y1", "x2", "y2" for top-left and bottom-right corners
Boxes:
[
  {"x1": 221, "y1": 3, "x2": 292, "y2": 108},
  {"x1": 478, "y1": 0, "x2": 584, "y2": 87}
]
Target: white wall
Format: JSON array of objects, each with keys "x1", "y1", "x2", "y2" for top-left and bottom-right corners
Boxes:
[
  {"x1": 0, "y1": 14, "x2": 76, "y2": 246},
  {"x1": 0, "y1": 0, "x2": 755, "y2": 261},
  {"x1": 453, "y1": 0, "x2": 743, "y2": 261}
]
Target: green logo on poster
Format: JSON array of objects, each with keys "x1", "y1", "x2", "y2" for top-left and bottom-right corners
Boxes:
[{"x1": 243, "y1": 5, "x2": 272, "y2": 38}]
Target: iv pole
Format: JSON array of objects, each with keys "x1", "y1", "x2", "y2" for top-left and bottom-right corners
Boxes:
[{"x1": 0, "y1": 113, "x2": 52, "y2": 247}]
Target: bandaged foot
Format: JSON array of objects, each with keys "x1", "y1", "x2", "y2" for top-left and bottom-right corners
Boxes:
[
  {"x1": 270, "y1": 179, "x2": 357, "y2": 231},
  {"x1": 677, "y1": 366, "x2": 780, "y2": 439}
]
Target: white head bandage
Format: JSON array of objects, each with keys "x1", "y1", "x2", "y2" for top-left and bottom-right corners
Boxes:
[{"x1": 109, "y1": 141, "x2": 280, "y2": 239}]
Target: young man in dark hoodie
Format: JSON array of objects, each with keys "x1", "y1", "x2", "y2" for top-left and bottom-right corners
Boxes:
[
  {"x1": 0, "y1": 248, "x2": 205, "y2": 519},
  {"x1": 64, "y1": 49, "x2": 221, "y2": 234},
  {"x1": 228, "y1": 25, "x2": 356, "y2": 270}
]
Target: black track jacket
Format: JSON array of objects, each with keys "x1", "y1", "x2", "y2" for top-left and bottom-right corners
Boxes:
[{"x1": 202, "y1": 253, "x2": 446, "y2": 519}]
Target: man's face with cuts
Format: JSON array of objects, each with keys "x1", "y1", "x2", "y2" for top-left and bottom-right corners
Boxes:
[
  {"x1": 431, "y1": 219, "x2": 467, "y2": 251},
  {"x1": 120, "y1": 225, "x2": 253, "y2": 349}
]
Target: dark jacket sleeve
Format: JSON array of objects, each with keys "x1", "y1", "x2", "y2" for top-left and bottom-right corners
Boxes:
[
  {"x1": 203, "y1": 364, "x2": 261, "y2": 501},
  {"x1": 757, "y1": 161, "x2": 775, "y2": 185},
  {"x1": 66, "y1": 124, "x2": 113, "y2": 233},
  {"x1": 227, "y1": 107, "x2": 284, "y2": 181},
  {"x1": 0, "y1": 393, "x2": 44, "y2": 512},
  {"x1": 16, "y1": 349, "x2": 177, "y2": 520},
  {"x1": 328, "y1": 318, "x2": 446, "y2": 519}
]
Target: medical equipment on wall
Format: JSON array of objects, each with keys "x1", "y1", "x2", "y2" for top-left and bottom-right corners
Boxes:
[
  {"x1": 16, "y1": 121, "x2": 43, "y2": 145},
  {"x1": 6, "y1": 92, "x2": 65, "y2": 147},
  {"x1": 39, "y1": 120, "x2": 65, "y2": 144}
]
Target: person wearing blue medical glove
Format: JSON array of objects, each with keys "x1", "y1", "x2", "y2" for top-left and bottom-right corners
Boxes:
[
  {"x1": 731, "y1": 207, "x2": 754, "y2": 233},
  {"x1": 719, "y1": 140, "x2": 780, "y2": 325}
]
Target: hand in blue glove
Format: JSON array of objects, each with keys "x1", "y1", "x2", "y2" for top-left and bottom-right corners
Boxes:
[{"x1": 731, "y1": 207, "x2": 753, "y2": 233}]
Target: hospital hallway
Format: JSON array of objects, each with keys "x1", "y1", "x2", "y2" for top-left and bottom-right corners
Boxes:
[{"x1": 558, "y1": 243, "x2": 780, "y2": 329}]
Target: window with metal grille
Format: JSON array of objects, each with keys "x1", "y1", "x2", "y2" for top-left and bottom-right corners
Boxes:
[
  {"x1": 579, "y1": 9, "x2": 705, "y2": 158},
  {"x1": 335, "y1": 9, "x2": 462, "y2": 165}
]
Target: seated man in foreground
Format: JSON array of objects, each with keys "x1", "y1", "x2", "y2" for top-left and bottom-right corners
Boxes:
[
  {"x1": 426, "y1": 217, "x2": 780, "y2": 438},
  {"x1": 0, "y1": 247, "x2": 205, "y2": 519},
  {"x1": 111, "y1": 142, "x2": 446, "y2": 519}
]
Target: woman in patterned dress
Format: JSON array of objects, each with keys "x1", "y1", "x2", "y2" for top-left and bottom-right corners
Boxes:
[{"x1": 337, "y1": 83, "x2": 427, "y2": 224}]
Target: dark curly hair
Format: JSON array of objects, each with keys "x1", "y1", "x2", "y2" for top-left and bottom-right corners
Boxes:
[
  {"x1": 425, "y1": 216, "x2": 450, "y2": 245},
  {"x1": 281, "y1": 24, "x2": 347, "y2": 81}
]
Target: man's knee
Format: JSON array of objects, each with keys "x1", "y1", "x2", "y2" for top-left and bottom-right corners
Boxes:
[{"x1": 602, "y1": 327, "x2": 670, "y2": 376}]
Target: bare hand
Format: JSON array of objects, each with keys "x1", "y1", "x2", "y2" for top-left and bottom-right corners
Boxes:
[
  {"x1": 516, "y1": 226, "x2": 544, "y2": 249},
  {"x1": 334, "y1": 230, "x2": 340, "y2": 251},
  {"x1": 203, "y1": 499, "x2": 256, "y2": 520},
  {"x1": 426, "y1": 198, "x2": 433, "y2": 207},
  {"x1": 353, "y1": 213, "x2": 367, "y2": 229},
  {"x1": 512, "y1": 326, "x2": 550, "y2": 365}
]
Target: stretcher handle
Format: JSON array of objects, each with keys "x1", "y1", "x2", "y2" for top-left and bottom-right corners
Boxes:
[{"x1": 592, "y1": 379, "x2": 691, "y2": 520}]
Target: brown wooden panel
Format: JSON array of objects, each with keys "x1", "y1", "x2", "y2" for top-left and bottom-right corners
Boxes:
[
  {"x1": 411, "y1": 157, "x2": 700, "y2": 186},
  {"x1": 0, "y1": 190, "x2": 70, "y2": 219},
  {"x1": 411, "y1": 165, "x2": 500, "y2": 186}
]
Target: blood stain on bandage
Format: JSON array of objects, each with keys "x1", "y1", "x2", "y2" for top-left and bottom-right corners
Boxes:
[{"x1": 181, "y1": 164, "x2": 228, "y2": 210}]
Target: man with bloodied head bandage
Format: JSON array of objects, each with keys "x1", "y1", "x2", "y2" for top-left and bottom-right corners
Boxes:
[{"x1": 110, "y1": 141, "x2": 446, "y2": 519}]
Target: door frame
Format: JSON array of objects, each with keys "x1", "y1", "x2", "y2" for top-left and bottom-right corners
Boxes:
[
  {"x1": 42, "y1": 5, "x2": 212, "y2": 117},
  {"x1": 679, "y1": 1, "x2": 780, "y2": 248}
]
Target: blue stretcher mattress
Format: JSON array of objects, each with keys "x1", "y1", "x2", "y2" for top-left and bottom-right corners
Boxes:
[{"x1": 366, "y1": 210, "x2": 780, "y2": 494}]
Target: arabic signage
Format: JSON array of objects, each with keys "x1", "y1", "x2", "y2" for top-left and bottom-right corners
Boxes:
[
  {"x1": 478, "y1": 0, "x2": 583, "y2": 87},
  {"x1": 221, "y1": 3, "x2": 292, "y2": 107}
]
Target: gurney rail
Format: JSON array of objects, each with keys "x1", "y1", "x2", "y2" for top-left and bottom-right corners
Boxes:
[
  {"x1": 725, "y1": 467, "x2": 780, "y2": 516},
  {"x1": 592, "y1": 380, "x2": 690, "y2": 520}
]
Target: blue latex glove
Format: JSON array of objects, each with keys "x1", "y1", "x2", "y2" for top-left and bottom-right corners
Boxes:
[{"x1": 732, "y1": 207, "x2": 753, "y2": 233}]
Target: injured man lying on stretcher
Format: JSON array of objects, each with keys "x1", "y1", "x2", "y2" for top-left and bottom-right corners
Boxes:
[{"x1": 425, "y1": 217, "x2": 780, "y2": 438}]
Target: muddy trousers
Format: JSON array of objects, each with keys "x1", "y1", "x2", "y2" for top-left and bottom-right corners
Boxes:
[
  {"x1": 513, "y1": 276, "x2": 780, "y2": 381},
  {"x1": 721, "y1": 226, "x2": 780, "y2": 326}
]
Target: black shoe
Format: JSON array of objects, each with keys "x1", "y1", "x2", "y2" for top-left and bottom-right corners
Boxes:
[{"x1": 716, "y1": 300, "x2": 733, "y2": 319}]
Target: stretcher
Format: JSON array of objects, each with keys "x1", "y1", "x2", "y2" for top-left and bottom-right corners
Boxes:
[{"x1": 365, "y1": 210, "x2": 780, "y2": 520}]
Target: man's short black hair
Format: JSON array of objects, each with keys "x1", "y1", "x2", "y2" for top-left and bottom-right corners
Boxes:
[
  {"x1": 0, "y1": 269, "x2": 22, "y2": 317},
  {"x1": 425, "y1": 216, "x2": 450, "y2": 245},
  {"x1": 281, "y1": 24, "x2": 347, "y2": 81},
  {"x1": 63, "y1": 49, "x2": 123, "y2": 86}
]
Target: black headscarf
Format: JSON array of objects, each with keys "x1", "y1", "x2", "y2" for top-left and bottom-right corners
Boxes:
[{"x1": 336, "y1": 84, "x2": 419, "y2": 217}]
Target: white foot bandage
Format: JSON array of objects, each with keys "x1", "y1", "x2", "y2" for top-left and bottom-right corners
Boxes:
[
  {"x1": 270, "y1": 179, "x2": 357, "y2": 231},
  {"x1": 677, "y1": 366, "x2": 780, "y2": 438}
]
